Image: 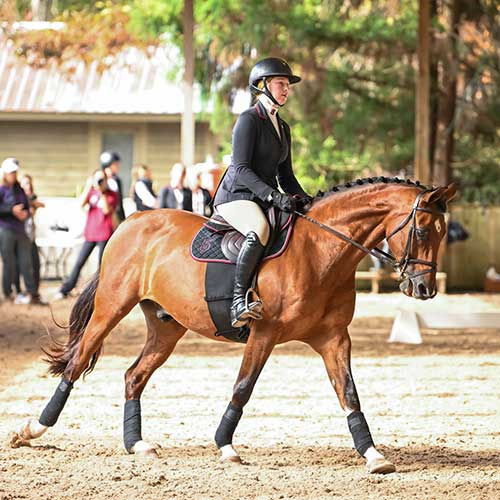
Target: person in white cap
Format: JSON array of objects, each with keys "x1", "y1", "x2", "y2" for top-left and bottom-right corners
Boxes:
[{"x1": 0, "y1": 158, "x2": 45, "y2": 304}]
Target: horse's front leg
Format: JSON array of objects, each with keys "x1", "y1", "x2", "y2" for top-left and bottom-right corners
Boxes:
[
  {"x1": 215, "y1": 324, "x2": 277, "y2": 463},
  {"x1": 311, "y1": 329, "x2": 396, "y2": 474}
]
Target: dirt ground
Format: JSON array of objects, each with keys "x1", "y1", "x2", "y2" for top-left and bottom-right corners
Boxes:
[{"x1": 0, "y1": 291, "x2": 499, "y2": 500}]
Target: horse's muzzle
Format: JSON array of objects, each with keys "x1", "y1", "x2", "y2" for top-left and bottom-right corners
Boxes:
[{"x1": 400, "y1": 275, "x2": 436, "y2": 300}]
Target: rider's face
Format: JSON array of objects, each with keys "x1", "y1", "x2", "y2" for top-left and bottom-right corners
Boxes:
[{"x1": 268, "y1": 77, "x2": 290, "y2": 106}]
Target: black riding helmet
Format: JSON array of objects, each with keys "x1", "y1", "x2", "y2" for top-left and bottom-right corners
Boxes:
[
  {"x1": 100, "y1": 151, "x2": 121, "y2": 169},
  {"x1": 249, "y1": 57, "x2": 301, "y2": 107}
]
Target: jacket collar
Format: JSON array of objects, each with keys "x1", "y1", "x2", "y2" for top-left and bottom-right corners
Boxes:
[
  {"x1": 255, "y1": 102, "x2": 285, "y2": 145},
  {"x1": 255, "y1": 100, "x2": 283, "y2": 124},
  {"x1": 255, "y1": 100, "x2": 267, "y2": 120}
]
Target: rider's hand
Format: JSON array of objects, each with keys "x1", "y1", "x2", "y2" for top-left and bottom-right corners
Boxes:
[
  {"x1": 270, "y1": 191, "x2": 297, "y2": 213},
  {"x1": 293, "y1": 194, "x2": 313, "y2": 211},
  {"x1": 12, "y1": 203, "x2": 28, "y2": 221}
]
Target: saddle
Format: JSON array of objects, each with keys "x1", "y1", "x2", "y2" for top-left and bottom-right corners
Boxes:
[
  {"x1": 190, "y1": 207, "x2": 296, "y2": 343},
  {"x1": 190, "y1": 207, "x2": 294, "y2": 264}
]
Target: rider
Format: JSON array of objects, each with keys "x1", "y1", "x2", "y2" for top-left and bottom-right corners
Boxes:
[{"x1": 213, "y1": 57, "x2": 310, "y2": 328}]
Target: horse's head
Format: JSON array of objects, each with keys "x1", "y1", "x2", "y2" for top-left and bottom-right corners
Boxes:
[{"x1": 384, "y1": 184, "x2": 457, "y2": 300}]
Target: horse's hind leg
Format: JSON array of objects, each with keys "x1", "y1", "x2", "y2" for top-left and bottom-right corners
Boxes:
[
  {"x1": 310, "y1": 328, "x2": 396, "y2": 474},
  {"x1": 122, "y1": 300, "x2": 187, "y2": 456},
  {"x1": 11, "y1": 273, "x2": 138, "y2": 448}
]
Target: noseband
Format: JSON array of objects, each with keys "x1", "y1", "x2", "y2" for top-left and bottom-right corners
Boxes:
[{"x1": 295, "y1": 188, "x2": 442, "y2": 284}]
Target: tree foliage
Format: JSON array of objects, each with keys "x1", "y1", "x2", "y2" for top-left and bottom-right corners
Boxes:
[
  {"x1": 129, "y1": 0, "x2": 422, "y2": 193},
  {"x1": 3, "y1": 1, "x2": 155, "y2": 72},
  {"x1": 3, "y1": 0, "x2": 499, "y2": 202}
]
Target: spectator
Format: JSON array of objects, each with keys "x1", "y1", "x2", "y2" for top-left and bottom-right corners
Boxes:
[
  {"x1": 100, "y1": 151, "x2": 125, "y2": 223},
  {"x1": 191, "y1": 172, "x2": 213, "y2": 217},
  {"x1": 131, "y1": 164, "x2": 156, "y2": 211},
  {"x1": 447, "y1": 220, "x2": 469, "y2": 244},
  {"x1": 13, "y1": 174, "x2": 45, "y2": 298},
  {"x1": 54, "y1": 169, "x2": 118, "y2": 300},
  {"x1": 158, "y1": 163, "x2": 193, "y2": 211},
  {"x1": 0, "y1": 158, "x2": 45, "y2": 305}
]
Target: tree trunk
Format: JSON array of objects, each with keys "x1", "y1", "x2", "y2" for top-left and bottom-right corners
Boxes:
[
  {"x1": 31, "y1": 0, "x2": 53, "y2": 21},
  {"x1": 429, "y1": 0, "x2": 439, "y2": 174},
  {"x1": 414, "y1": 0, "x2": 431, "y2": 184},
  {"x1": 433, "y1": 0, "x2": 461, "y2": 186},
  {"x1": 181, "y1": 0, "x2": 195, "y2": 169}
]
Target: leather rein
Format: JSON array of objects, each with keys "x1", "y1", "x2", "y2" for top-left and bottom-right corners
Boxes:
[{"x1": 294, "y1": 188, "x2": 442, "y2": 283}]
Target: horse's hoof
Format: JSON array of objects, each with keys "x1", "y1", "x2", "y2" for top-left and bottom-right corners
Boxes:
[
  {"x1": 220, "y1": 454, "x2": 242, "y2": 464},
  {"x1": 131, "y1": 440, "x2": 159, "y2": 457},
  {"x1": 366, "y1": 457, "x2": 396, "y2": 474},
  {"x1": 17, "y1": 418, "x2": 48, "y2": 441},
  {"x1": 219, "y1": 444, "x2": 242, "y2": 464},
  {"x1": 136, "y1": 448, "x2": 159, "y2": 458},
  {"x1": 8, "y1": 431, "x2": 31, "y2": 449}
]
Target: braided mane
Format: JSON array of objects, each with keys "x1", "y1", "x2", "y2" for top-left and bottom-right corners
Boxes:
[{"x1": 313, "y1": 176, "x2": 428, "y2": 202}]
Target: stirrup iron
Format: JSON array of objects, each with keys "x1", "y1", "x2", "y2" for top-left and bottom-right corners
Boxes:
[{"x1": 244, "y1": 288, "x2": 263, "y2": 320}]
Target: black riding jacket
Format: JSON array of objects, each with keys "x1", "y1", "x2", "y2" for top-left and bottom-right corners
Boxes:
[{"x1": 213, "y1": 101, "x2": 307, "y2": 208}]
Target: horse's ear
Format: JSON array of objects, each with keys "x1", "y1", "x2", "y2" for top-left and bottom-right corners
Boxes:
[
  {"x1": 423, "y1": 183, "x2": 457, "y2": 207},
  {"x1": 443, "y1": 183, "x2": 458, "y2": 202}
]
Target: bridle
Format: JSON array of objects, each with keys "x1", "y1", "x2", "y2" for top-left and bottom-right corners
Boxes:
[{"x1": 295, "y1": 187, "x2": 443, "y2": 284}]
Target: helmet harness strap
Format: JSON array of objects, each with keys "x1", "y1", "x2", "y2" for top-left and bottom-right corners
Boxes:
[{"x1": 250, "y1": 77, "x2": 284, "y2": 108}]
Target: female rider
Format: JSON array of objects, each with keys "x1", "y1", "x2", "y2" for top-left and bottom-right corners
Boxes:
[{"x1": 213, "y1": 57, "x2": 310, "y2": 328}]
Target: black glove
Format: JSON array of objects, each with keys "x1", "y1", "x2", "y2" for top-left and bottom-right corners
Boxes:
[
  {"x1": 270, "y1": 190, "x2": 296, "y2": 212},
  {"x1": 293, "y1": 194, "x2": 313, "y2": 211}
]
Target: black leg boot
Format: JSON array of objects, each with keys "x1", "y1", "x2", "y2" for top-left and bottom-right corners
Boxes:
[{"x1": 230, "y1": 231, "x2": 266, "y2": 328}]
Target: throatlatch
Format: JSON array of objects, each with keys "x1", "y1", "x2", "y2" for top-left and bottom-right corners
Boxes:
[{"x1": 39, "y1": 378, "x2": 74, "y2": 427}]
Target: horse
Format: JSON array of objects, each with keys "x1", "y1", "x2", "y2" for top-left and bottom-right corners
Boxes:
[{"x1": 11, "y1": 177, "x2": 456, "y2": 475}]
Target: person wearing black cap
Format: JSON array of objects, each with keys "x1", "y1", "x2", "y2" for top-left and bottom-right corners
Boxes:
[
  {"x1": 100, "y1": 151, "x2": 125, "y2": 223},
  {"x1": 212, "y1": 57, "x2": 310, "y2": 328}
]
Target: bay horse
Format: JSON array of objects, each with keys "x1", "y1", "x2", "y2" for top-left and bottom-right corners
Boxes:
[{"x1": 11, "y1": 177, "x2": 456, "y2": 474}]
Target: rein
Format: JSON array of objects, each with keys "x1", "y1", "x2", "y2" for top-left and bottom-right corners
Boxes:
[{"x1": 295, "y1": 188, "x2": 441, "y2": 283}]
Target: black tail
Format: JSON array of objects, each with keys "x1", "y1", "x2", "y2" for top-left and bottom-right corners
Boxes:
[{"x1": 44, "y1": 273, "x2": 101, "y2": 377}]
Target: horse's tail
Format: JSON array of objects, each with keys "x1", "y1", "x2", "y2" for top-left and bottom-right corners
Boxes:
[{"x1": 44, "y1": 273, "x2": 101, "y2": 377}]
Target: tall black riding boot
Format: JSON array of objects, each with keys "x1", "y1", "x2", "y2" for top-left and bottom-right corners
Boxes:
[{"x1": 230, "y1": 231, "x2": 266, "y2": 328}]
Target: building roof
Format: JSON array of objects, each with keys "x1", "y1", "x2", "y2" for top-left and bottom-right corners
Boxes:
[{"x1": 0, "y1": 36, "x2": 250, "y2": 116}]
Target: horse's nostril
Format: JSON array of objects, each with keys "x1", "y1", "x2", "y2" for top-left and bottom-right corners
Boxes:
[{"x1": 418, "y1": 283, "x2": 428, "y2": 297}]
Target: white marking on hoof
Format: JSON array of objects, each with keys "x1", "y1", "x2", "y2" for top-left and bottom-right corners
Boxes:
[
  {"x1": 25, "y1": 419, "x2": 48, "y2": 439},
  {"x1": 219, "y1": 444, "x2": 241, "y2": 463},
  {"x1": 364, "y1": 446, "x2": 395, "y2": 474},
  {"x1": 131, "y1": 440, "x2": 158, "y2": 457},
  {"x1": 364, "y1": 446, "x2": 385, "y2": 461},
  {"x1": 9, "y1": 419, "x2": 47, "y2": 448},
  {"x1": 366, "y1": 457, "x2": 396, "y2": 474},
  {"x1": 20, "y1": 419, "x2": 48, "y2": 440}
]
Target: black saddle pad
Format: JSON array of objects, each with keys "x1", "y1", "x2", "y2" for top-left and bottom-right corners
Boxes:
[
  {"x1": 190, "y1": 209, "x2": 294, "y2": 264},
  {"x1": 191, "y1": 207, "x2": 295, "y2": 343}
]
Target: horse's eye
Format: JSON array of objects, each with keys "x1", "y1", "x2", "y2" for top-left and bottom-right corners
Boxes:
[{"x1": 415, "y1": 228, "x2": 428, "y2": 240}]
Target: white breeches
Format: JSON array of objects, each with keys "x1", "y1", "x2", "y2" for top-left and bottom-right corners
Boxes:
[{"x1": 215, "y1": 200, "x2": 270, "y2": 246}]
